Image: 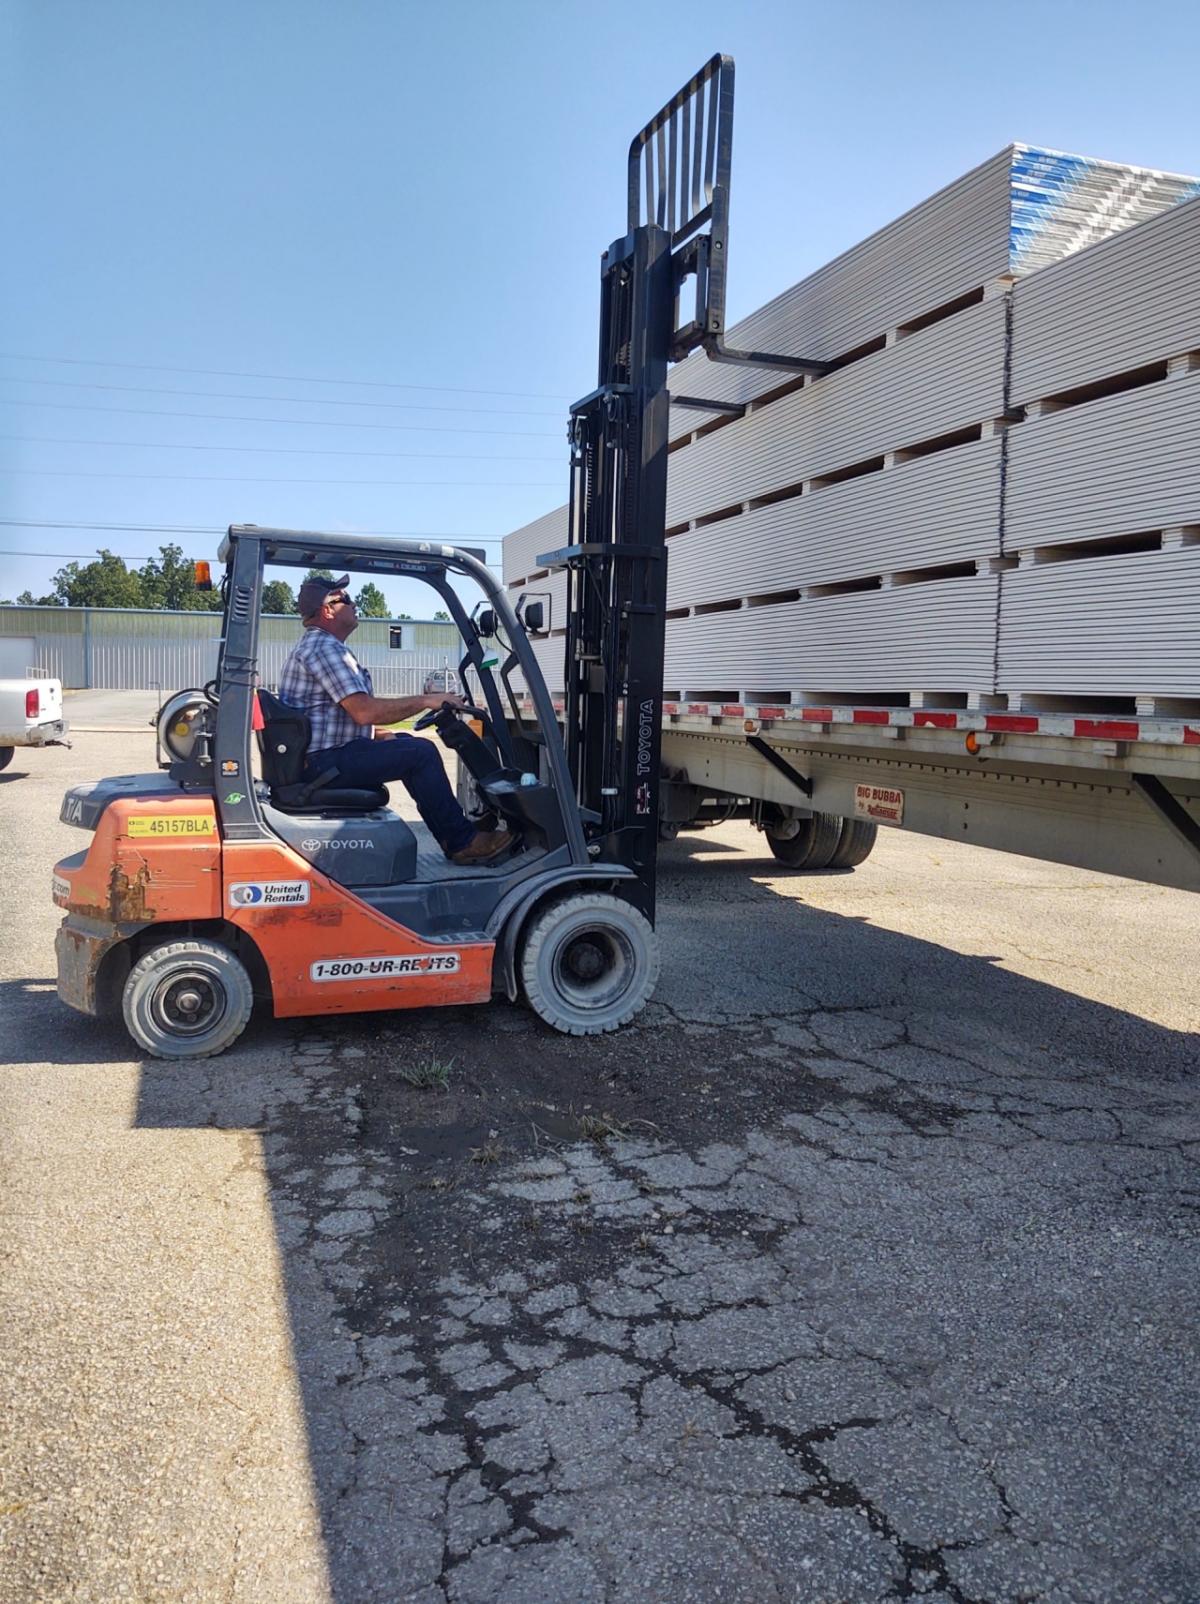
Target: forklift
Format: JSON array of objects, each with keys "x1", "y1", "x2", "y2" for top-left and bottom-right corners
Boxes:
[{"x1": 52, "y1": 56, "x2": 825, "y2": 1058}]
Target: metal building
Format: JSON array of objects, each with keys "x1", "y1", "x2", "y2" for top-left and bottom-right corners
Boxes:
[{"x1": 0, "y1": 606, "x2": 462, "y2": 695}]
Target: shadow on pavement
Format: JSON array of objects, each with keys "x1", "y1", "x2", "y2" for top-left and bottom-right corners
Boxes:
[{"x1": 111, "y1": 873, "x2": 1200, "y2": 1602}]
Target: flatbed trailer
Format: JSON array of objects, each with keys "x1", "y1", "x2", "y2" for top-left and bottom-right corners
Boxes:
[{"x1": 502, "y1": 693, "x2": 1200, "y2": 893}]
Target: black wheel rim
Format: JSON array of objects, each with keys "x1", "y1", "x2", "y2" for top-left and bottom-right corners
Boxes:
[
  {"x1": 552, "y1": 924, "x2": 637, "y2": 1013},
  {"x1": 150, "y1": 967, "x2": 227, "y2": 1039}
]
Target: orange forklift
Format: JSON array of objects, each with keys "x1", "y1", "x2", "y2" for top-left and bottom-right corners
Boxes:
[{"x1": 51, "y1": 57, "x2": 828, "y2": 1058}]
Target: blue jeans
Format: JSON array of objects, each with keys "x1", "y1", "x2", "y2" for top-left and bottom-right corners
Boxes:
[{"x1": 305, "y1": 734, "x2": 475, "y2": 853}]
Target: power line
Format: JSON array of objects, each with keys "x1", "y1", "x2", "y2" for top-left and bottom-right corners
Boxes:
[
  {"x1": 0, "y1": 546, "x2": 504, "y2": 562},
  {"x1": 9, "y1": 467, "x2": 561, "y2": 487},
  {"x1": 0, "y1": 396, "x2": 560, "y2": 439},
  {"x1": 0, "y1": 518, "x2": 503, "y2": 542},
  {"x1": 1, "y1": 375, "x2": 564, "y2": 419},
  {"x1": 0, "y1": 351, "x2": 571, "y2": 403},
  {"x1": 1, "y1": 433, "x2": 563, "y2": 464}
]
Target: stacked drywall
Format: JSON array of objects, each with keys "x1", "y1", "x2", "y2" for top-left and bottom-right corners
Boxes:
[
  {"x1": 1000, "y1": 191, "x2": 1200, "y2": 707},
  {"x1": 505, "y1": 146, "x2": 1200, "y2": 707}
]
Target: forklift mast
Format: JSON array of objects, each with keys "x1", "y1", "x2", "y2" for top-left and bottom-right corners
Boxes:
[{"x1": 542, "y1": 55, "x2": 823, "y2": 921}]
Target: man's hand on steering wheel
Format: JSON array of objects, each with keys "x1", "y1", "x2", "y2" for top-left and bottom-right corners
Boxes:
[{"x1": 413, "y1": 694, "x2": 471, "y2": 731}]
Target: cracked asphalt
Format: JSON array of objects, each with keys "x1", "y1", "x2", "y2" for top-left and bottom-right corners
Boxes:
[{"x1": 2, "y1": 732, "x2": 1199, "y2": 1604}]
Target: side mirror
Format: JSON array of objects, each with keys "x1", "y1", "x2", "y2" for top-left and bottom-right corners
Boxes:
[
  {"x1": 522, "y1": 601, "x2": 546, "y2": 634},
  {"x1": 476, "y1": 608, "x2": 497, "y2": 638}
]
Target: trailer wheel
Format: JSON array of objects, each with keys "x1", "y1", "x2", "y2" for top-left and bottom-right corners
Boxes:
[
  {"x1": 518, "y1": 892, "x2": 660, "y2": 1036},
  {"x1": 0, "y1": 746, "x2": 13, "y2": 772},
  {"x1": 122, "y1": 939, "x2": 254, "y2": 1059},
  {"x1": 765, "y1": 811, "x2": 842, "y2": 869},
  {"x1": 828, "y1": 817, "x2": 878, "y2": 868}
]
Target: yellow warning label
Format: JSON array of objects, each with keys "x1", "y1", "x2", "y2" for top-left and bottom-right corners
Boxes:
[{"x1": 127, "y1": 814, "x2": 216, "y2": 838}]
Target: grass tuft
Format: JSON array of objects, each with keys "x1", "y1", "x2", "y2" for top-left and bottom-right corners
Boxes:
[{"x1": 398, "y1": 1055, "x2": 454, "y2": 1091}]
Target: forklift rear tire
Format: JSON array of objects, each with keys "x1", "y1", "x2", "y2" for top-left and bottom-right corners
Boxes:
[
  {"x1": 518, "y1": 892, "x2": 660, "y2": 1037},
  {"x1": 0, "y1": 746, "x2": 13, "y2": 772},
  {"x1": 122, "y1": 939, "x2": 254, "y2": 1059},
  {"x1": 764, "y1": 811, "x2": 842, "y2": 869},
  {"x1": 828, "y1": 817, "x2": 878, "y2": 868}
]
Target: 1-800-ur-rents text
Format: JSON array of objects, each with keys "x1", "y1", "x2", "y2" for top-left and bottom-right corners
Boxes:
[{"x1": 310, "y1": 953, "x2": 462, "y2": 982}]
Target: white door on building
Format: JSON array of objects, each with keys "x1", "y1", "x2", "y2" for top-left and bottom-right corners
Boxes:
[{"x1": 0, "y1": 638, "x2": 35, "y2": 678}]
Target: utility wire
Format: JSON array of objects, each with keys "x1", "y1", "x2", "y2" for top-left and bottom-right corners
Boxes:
[
  {"x1": 1, "y1": 375, "x2": 564, "y2": 419},
  {"x1": 0, "y1": 351, "x2": 570, "y2": 402},
  {"x1": 0, "y1": 432, "x2": 563, "y2": 464},
  {"x1": 0, "y1": 518, "x2": 503, "y2": 542},
  {"x1": 0, "y1": 396, "x2": 560, "y2": 439},
  {"x1": 9, "y1": 468, "x2": 561, "y2": 487}
]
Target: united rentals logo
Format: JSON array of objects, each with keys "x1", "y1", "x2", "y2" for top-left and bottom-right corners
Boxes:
[{"x1": 229, "y1": 880, "x2": 311, "y2": 908}]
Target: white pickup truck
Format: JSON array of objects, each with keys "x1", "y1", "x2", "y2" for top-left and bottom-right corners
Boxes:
[{"x1": 0, "y1": 678, "x2": 70, "y2": 770}]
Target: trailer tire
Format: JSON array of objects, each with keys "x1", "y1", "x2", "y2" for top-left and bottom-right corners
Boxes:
[
  {"x1": 828, "y1": 817, "x2": 878, "y2": 868},
  {"x1": 518, "y1": 892, "x2": 660, "y2": 1036},
  {"x1": 0, "y1": 746, "x2": 13, "y2": 772},
  {"x1": 122, "y1": 939, "x2": 254, "y2": 1059},
  {"x1": 765, "y1": 811, "x2": 842, "y2": 869}
]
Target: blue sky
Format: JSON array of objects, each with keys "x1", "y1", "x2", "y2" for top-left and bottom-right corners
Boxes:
[{"x1": 2, "y1": 0, "x2": 1198, "y2": 616}]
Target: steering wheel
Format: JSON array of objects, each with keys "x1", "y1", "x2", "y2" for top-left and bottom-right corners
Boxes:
[{"x1": 413, "y1": 700, "x2": 466, "y2": 732}]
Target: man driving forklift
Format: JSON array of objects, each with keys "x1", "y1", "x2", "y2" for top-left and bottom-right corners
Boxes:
[{"x1": 279, "y1": 572, "x2": 514, "y2": 866}]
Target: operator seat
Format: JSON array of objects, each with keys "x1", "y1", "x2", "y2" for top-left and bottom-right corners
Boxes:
[{"x1": 255, "y1": 689, "x2": 388, "y2": 814}]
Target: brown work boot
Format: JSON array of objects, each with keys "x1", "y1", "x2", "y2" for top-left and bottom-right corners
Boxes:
[{"x1": 449, "y1": 828, "x2": 515, "y2": 866}]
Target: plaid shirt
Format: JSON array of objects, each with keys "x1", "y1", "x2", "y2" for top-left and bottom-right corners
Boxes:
[{"x1": 278, "y1": 627, "x2": 374, "y2": 756}]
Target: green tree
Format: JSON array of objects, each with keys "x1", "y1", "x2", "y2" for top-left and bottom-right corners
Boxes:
[
  {"x1": 49, "y1": 549, "x2": 145, "y2": 608},
  {"x1": 14, "y1": 588, "x2": 59, "y2": 606},
  {"x1": 433, "y1": 610, "x2": 451, "y2": 621},
  {"x1": 262, "y1": 579, "x2": 298, "y2": 614},
  {"x1": 304, "y1": 567, "x2": 334, "y2": 583},
  {"x1": 354, "y1": 581, "x2": 389, "y2": 618}
]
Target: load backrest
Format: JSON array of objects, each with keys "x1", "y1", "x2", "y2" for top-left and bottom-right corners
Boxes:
[{"x1": 255, "y1": 689, "x2": 310, "y2": 787}]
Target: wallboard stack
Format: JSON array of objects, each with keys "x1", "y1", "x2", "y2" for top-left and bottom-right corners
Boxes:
[{"x1": 503, "y1": 145, "x2": 1200, "y2": 710}]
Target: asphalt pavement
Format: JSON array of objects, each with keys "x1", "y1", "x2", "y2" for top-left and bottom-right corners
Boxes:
[{"x1": 1, "y1": 731, "x2": 1198, "y2": 1604}]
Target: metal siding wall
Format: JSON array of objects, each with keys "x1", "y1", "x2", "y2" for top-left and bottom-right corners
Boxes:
[{"x1": 0, "y1": 606, "x2": 461, "y2": 693}]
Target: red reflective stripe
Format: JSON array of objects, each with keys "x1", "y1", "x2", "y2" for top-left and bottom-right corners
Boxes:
[
  {"x1": 800, "y1": 707, "x2": 833, "y2": 722},
  {"x1": 913, "y1": 711, "x2": 957, "y2": 729},
  {"x1": 1185, "y1": 727, "x2": 1200, "y2": 746},
  {"x1": 852, "y1": 709, "x2": 890, "y2": 725},
  {"x1": 720, "y1": 705, "x2": 744, "y2": 717},
  {"x1": 757, "y1": 706, "x2": 786, "y2": 719},
  {"x1": 985, "y1": 714, "x2": 1039, "y2": 733},
  {"x1": 1074, "y1": 720, "x2": 1141, "y2": 741}
]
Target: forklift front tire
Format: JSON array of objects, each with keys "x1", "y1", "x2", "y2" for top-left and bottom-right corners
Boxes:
[
  {"x1": 122, "y1": 939, "x2": 254, "y2": 1059},
  {"x1": 518, "y1": 892, "x2": 660, "y2": 1037}
]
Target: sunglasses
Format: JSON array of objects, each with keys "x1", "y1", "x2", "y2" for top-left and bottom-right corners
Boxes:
[{"x1": 327, "y1": 592, "x2": 355, "y2": 607}]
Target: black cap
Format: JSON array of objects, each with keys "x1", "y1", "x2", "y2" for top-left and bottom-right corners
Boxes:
[{"x1": 296, "y1": 573, "x2": 350, "y2": 618}]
